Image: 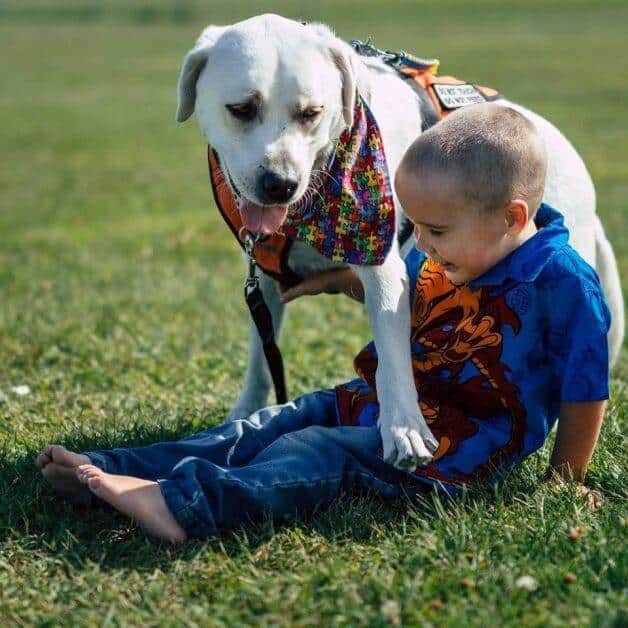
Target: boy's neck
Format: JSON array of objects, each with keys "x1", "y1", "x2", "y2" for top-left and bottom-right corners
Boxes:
[{"x1": 502, "y1": 218, "x2": 538, "y2": 260}]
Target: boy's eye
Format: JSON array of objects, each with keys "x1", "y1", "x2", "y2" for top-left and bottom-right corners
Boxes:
[{"x1": 429, "y1": 229, "x2": 445, "y2": 237}]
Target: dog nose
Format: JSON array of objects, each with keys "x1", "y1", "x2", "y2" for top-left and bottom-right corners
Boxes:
[{"x1": 261, "y1": 172, "x2": 298, "y2": 204}]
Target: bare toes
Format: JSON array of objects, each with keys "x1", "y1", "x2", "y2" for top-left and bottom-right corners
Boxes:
[
  {"x1": 87, "y1": 476, "x2": 102, "y2": 490},
  {"x1": 35, "y1": 444, "x2": 56, "y2": 469},
  {"x1": 40, "y1": 462, "x2": 90, "y2": 502},
  {"x1": 77, "y1": 464, "x2": 98, "y2": 483},
  {"x1": 35, "y1": 453, "x2": 50, "y2": 469}
]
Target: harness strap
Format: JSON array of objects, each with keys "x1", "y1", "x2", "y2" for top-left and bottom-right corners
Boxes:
[
  {"x1": 397, "y1": 217, "x2": 416, "y2": 247},
  {"x1": 384, "y1": 58, "x2": 442, "y2": 131},
  {"x1": 209, "y1": 148, "x2": 294, "y2": 405},
  {"x1": 208, "y1": 149, "x2": 302, "y2": 288},
  {"x1": 385, "y1": 56, "x2": 501, "y2": 122}
]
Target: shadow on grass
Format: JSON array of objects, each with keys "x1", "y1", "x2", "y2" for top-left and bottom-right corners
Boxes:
[
  {"x1": 0, "y1": 418, "x2": 538, "y2": 574},
  {"x1": 3, "y1": 371, "x2": 625, "y2": 570}
]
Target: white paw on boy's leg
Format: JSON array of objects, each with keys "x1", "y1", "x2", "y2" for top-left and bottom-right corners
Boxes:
[{"x1": 379, "y1": 411, "x2": 439, "y2": 472}]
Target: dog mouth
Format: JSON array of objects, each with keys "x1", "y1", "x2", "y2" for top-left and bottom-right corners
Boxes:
[
  {"x1": 236, "y1": 199, "x2": 291, "y2": 236},
  {"x1": 218, "y1": 141, "x2": 334, "y2": 236},
  {"x1": 222, "y1": 160, "x2": 293, "y2": 236}
]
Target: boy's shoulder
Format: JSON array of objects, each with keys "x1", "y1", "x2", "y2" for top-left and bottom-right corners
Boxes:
[
  {"x1": 535, "y1": 241, "x2": 611, "y2": 337},
  {"x1": 521, "y1": 203, "x2": 604, "y2": 296},
  {"x1": 537, "y1": 241, "x2": 602, "y2": 291}
]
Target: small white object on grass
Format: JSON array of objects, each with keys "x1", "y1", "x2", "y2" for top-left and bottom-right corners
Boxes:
[
  {"x1": 11, "y1": 385, "x2": 31, "y2": 396},
  {"x1": 515, "y1": 575, "x2": 538, "y2": 591}
]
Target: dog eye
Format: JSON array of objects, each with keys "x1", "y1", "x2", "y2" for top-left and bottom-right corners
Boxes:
[
  {"x1": 298, "y1": 106, "x2": 324, "y2": 123},
  {"x1": 226, "y1": 103, "x2": 258, "y2": 122}
]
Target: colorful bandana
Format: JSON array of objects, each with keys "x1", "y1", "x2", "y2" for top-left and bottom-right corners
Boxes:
[{"x1": 279, "y1": 95, "x2": 396, "y2": 265}]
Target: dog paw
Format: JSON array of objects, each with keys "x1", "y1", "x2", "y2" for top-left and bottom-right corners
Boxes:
[{"x1": 378, "y1": 411, "x2": 438, "y2": 470}]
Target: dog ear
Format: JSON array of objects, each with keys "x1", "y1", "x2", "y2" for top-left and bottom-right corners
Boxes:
[
  {"x1": 307, "y1": 22, "x2": 359, "y2": 130},
  {"x1": 329, "y1": 43, "x2": 357, "y2": 129},
  {"x1": 175, "y1": 25, "x2": 227, "y2": 123}
]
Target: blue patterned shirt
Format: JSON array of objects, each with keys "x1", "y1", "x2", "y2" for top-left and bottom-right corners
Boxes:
[{"x1": 335, "y1": 204, "x2": 611, "y2": 492}]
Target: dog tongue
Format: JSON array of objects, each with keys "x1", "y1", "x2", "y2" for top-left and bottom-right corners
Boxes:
[{"x1": 238, "y1": 199, "x2": 289, "y2": 235}]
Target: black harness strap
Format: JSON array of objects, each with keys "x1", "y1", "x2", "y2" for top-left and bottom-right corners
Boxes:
[
  {"x1": 387, "y1": 59, "x2": 441, "y2": 247},
  {"x1": 397, "y1": 217, "x2": 416, "y2": 248}
]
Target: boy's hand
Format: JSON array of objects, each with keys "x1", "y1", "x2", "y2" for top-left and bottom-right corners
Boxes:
[
  {"x1": 278, "y1": 268, "x2": 365, "y2": 303},
  {"x1": 543, "y1": 472, "x2": 603, "y2": 510},
  {"x1": 548, "y1": 400, "x2": 606, "y2": 482},
  {"x1": 575, "y1": 485, "x2": 603, "y2": 510}
]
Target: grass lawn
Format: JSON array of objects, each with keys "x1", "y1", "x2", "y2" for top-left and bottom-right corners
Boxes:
[{"x1": 0, "y1": 1, "x2": 626, "y2": 625}]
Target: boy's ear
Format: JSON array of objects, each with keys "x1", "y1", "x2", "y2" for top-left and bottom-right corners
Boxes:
[{"x1": 505, "y1": 199, "x2": 530, "y2": 234}]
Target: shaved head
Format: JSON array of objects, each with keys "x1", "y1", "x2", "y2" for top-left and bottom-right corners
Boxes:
[{"x1": 399, "y1": 103, "x2": 547, "y2": 214}]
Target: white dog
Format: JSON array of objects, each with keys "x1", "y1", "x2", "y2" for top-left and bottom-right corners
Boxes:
[{"x1": 176, "y1": 14, "x2": 624, "y2": 470}]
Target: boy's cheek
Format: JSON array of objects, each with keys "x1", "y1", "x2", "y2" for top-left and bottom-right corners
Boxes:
[{"x1": 414, "y1": 236, "x2": 428, "y2": 254}]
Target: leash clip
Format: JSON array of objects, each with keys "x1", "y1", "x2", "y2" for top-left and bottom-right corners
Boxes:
[
  {"x1": 245, "y1": 267, "x2": 258, "y2": 298},
  {"x1": 240, "y1": 227, "x2": 260, "y2": 296},
  {"x1": 350, "y1": 38, "x2": 400, "y2": 63}
]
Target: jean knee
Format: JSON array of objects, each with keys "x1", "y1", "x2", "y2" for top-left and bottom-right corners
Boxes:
[
  {"x1": 287, "y1": 425, "x2": 334, "y2": 448},
  {"x1": 254, "y1": 425, "x2": 330, "y2": 459}
]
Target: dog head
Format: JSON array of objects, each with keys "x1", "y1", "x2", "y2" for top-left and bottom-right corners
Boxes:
[{"x1": 176, "y1": 14, "x2": 367, "y2": 234}]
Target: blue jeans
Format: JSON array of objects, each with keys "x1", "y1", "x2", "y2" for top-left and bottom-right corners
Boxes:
[{"x1": 84, "y1": 390, "x2": 428, "y2": 538}]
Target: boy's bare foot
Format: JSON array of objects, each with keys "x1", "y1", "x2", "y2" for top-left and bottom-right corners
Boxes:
[
  {"x1": 36, "y1": 445, "x2": 92, "y2": 502},
  {"x1": 76, "y1": 465, "x2": 188, "y2": 543}
]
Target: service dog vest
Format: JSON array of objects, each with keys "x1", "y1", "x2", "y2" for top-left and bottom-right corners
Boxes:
[{"x1": 207, "y1": 49, "x2": 501, "y2": 286}]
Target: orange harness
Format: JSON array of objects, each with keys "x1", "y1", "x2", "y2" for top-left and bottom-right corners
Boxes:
[
  {"x1": 208, "y1": 149, "x2": 301, "y2": 287},
  {"x1": 390, "y1": 55, "x2": 500, "y2": 119}
]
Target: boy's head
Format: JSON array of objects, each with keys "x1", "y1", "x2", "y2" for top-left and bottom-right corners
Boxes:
[{"x1": 395, "y1": 103, "x2": 548, "y2": 284}]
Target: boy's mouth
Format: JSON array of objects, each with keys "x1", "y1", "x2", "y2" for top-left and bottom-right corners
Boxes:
[{"x1": 431, "y1": 255, "x2": 455, "y2": 270}]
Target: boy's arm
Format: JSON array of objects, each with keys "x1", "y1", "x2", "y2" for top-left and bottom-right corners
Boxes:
[
  {"x1": 278, "y1": 268, "x2": 365, "y2": 303},
  {"x1": 546, "y1": 400, "x2": 607, "y2": 482}
]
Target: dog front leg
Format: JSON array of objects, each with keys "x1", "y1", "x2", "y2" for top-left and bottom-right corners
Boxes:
[
  {"x1": 226, "y1": 270, "x2": 286, "y2": 421},
  {"x1": 353, "y1": 253, "x2": 438, "y2": 470}
]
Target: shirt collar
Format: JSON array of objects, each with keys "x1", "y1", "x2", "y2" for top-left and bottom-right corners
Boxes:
[{"x1": 467, "y1": 203, "x2": 570, "y2": 289}]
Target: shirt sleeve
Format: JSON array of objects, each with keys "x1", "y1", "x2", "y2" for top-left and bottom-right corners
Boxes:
[{"x1": 549, "y1": 274, "x2": 612, "y2": 403}]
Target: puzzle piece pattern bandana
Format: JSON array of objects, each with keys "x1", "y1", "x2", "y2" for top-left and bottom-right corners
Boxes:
[{"x1": 280, "y1": 94, "x2": 396, "y2": 265}]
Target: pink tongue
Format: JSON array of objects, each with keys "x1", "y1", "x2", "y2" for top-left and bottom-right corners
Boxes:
[{"x1": 239, "y1": 199, "x2": 289, "y2": 235}]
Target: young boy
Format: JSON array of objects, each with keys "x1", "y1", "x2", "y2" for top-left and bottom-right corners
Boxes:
[{"x1": 36, "y1": 104, "x2": 611, "y2": 543}]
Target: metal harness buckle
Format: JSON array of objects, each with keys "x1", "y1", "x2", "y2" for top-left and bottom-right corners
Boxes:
[
  {"x1": 349, "y1": 38, "x2": 400, "y2": 63},
  {"x1": 349, "y1": 38, "x2": 439, "y2": 73},
  {"x1": 239, "y1": 228, "x2": 260, "y2": 297}
]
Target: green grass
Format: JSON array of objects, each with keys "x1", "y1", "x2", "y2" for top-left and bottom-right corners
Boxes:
[{"x1": 0, "y1": 1, "x2": 626, "y2": 625}]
